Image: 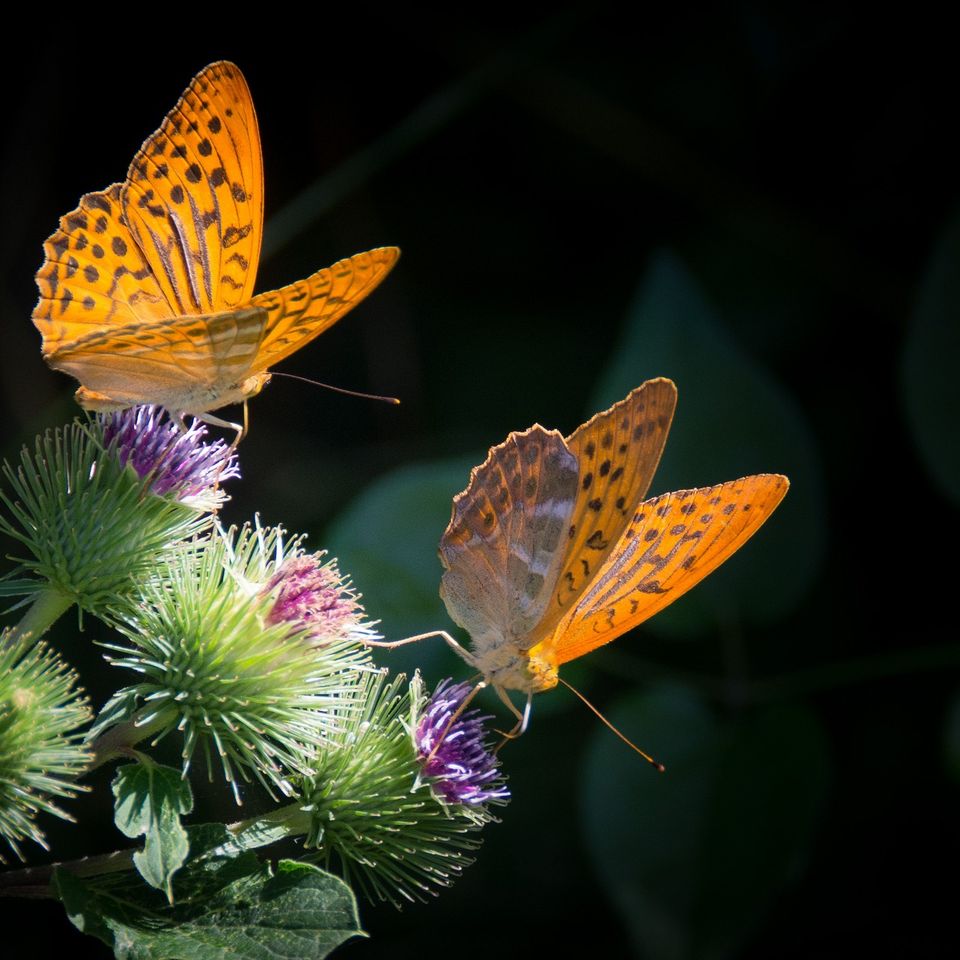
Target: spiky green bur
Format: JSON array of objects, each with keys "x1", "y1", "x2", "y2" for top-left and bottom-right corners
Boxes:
[
  {"x1": 0, "y1": 636, "x2": 92, "y2": 860},
  {"x1": 97, "y1": 524, "x2": 372, "y2": 802},
  {"x1": 0, "y1": 418, "x2": 215, "y2": 617},
  {"x1": 297, "y1": 672, "x2": 502, "y2": 907}
]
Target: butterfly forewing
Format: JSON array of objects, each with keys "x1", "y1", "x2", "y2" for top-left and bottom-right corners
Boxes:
[
  {"x1": 550, "y1": 379, "x2": 677, "y2": 621},
  {"x1": 540, "y1": 473, "x2": 789, "y2": 666},
  {"x1": 44, "y1": 247, "x2": 400, "y2": 414},
  {"x1": 34, "y1": 184, "x2": 174, "y2": 351},
  {"x1": 439, "y1": 427, "x2": 579, "y2": 654},
  {"x1": 121, "y1": 62, "x2": 263, "y2": 317},
  {"x1": 248, "y1": 247, "x2": 401, "y2": 372},
  {"x1": 33, "y1": 62, "x2": 262, "y2": 355}
]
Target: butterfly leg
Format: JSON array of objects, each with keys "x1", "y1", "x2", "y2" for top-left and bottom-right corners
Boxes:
[
  {"x1": 172, "y1": 409, "x2": 243, "y2": 507},
  {"x1": 492, "y1": 688, "x2": 533, "y2": 751},
  {"x1": 196, "y1": 412, "x2": 246, "y2": 447},
  {"x1": 364, "y1": 630, "x2": 480, "y2": 668}
]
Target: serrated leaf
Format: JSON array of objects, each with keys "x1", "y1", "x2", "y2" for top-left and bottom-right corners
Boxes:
[
  {"x1": 902, "y1": 213, "x2": 960, "y2": 505},
  {"x1": 591, "y1": 252, "x2": 823, "y2": 635},
  {"x1": 54, "y1": 855, "x2": 364, "y2": 960},
  {"x1": 113, "y1": 759, "x2": 193, "y2": 903},
  {"x1": 581, "y1": 685, "x2": 829, "y2": 960}
]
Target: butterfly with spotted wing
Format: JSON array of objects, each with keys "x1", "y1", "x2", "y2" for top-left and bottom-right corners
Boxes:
[
  {"x1": 33, "y1": 61, "x2": 398, "y2": 435},
  {"x1": 436, "y1": 378, "x2": 788, "y2": 735}
]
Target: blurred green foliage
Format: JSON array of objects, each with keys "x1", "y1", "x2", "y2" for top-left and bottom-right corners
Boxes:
[{"x1": 324, "y1": 457, "x2": 474, "y2": 679}]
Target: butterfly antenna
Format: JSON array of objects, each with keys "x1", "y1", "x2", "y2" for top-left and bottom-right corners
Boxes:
[
  {"x1": 270, "y1": 371, "x2": 400, "y2": 405},
  {"x1": 558, "y1": 677, "x2": 665, "y2": 772}
]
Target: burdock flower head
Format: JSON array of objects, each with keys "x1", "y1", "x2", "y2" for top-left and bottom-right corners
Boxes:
[
  {"x1": 261, "y1": 553, "x2": 380, "y2": 647},
  {"x1": 295, "y1": 671, "x2": 508, "y2": 906},
  {"x1": 94, "y1": 522, "x2": 372, "y2": 802},
  {"x1": 0, "y1": 408, "x2": 234, "y2": 626},
  {"x1": 103, "y1": 405, "x2": 239, "y2": 510},
  {"x1": 415, "y1": 679, "x2": 510, "y2": 806},
  {"x1": 0, "y1": 634, "x2": 92, "y2": 861}
]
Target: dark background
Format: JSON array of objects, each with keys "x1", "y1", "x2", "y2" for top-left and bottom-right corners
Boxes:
[{"x1": 2, "y1": 7, "x2": 958, "y2": 958}]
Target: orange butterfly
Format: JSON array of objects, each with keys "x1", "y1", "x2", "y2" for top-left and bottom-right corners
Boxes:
[
  {"x1": 436, "y1": 378, "x2": 788, "y2": 736},
  {"x1": 33, "y1": 61, "x2": 398, "y2": 435}
]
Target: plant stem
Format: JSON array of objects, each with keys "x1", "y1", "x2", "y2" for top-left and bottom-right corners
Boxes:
[
  {"x1": 0, "y1": 806, "x2": 308, "y2": 898},
  {"x1": 1, "y1": 587, "x2": 73, "y2": 650},
  {"x1": 88, "y1": 711, "x2": 172, "y2": 770},
  {"x1": 593, "y1": 641, "x2": 960, "y2": 702},
  {"x1": 0, "y1": 849, "x2": 136, "y2": 898}
]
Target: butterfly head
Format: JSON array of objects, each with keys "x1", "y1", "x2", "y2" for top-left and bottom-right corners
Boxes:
[
  {"x1": 472, "y1": 642, "x2": 560, "y2": 695},
  {"x1": 240, "y1": 372, "x2": 272, "y2": 401}
]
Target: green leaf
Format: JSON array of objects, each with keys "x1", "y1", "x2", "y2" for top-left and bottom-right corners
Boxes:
[
  {"x1": 944, "y1": 690, "x2": 960, "y2": 785},
  {"x1": 591, "y1": 252, "x2": 824, "y2": 635},
  {"x1": 902, "y1": 212, "x2": 960, "y2": 505},
  {"x1": 324, "y1": 457, "x2": 476, "y2": 678},
  {"x1": 581, "y1": 685, "x2": 829, "y2": 960},
  {"x1": 112, "y1": 759, "x2": 193, "y2": 903},
  {"x1": 54, "y1": 853, "x2": 364, "y2": 960},
  {"x1": 186, "y1": 816, "x2": 302, "y2": 862}
]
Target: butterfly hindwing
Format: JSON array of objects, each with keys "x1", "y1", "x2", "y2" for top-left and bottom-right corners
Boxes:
[
  {"x1": 121, "y1": 61, "x2": 263, "y2": 317},
  {"x1": 539, "y1": 473, "x2": 789, "y2": 666},
  {"x1": 439, "y1": 426, "x2": 579, "y2": 655},
  {"x1": 44, "y1": 307, "x2": 270, "y2": 407}
]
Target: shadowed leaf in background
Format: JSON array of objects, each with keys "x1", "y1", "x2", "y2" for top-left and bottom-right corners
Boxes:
[
  {"x1": 901, "y1": 211, "x2": 960, "y2": 506},
  {"x1": 592, "y1": 252, "x2": 824, "y2": 635},
  {"x1": 581, "y1": 685, "x2": 829, "y2": 960},
  {"x1": 324, "y1": 458, "x2": 476, "y2": 679}
]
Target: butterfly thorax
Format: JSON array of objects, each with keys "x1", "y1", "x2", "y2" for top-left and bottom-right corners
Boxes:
[{"x1": 472, "y1": 641, "x2": 559, "y2": 695}]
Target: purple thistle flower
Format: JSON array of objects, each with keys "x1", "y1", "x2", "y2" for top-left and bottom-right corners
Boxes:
[
  {"x1": 262, "y1": 554, "x2": 380, "y2": 647},
  {"x1": 416, "y1": 679, "x2": 510, "y2": 805},
  {"x1": 102, "y1": 406, "x2": 239, "y2": 508}
]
